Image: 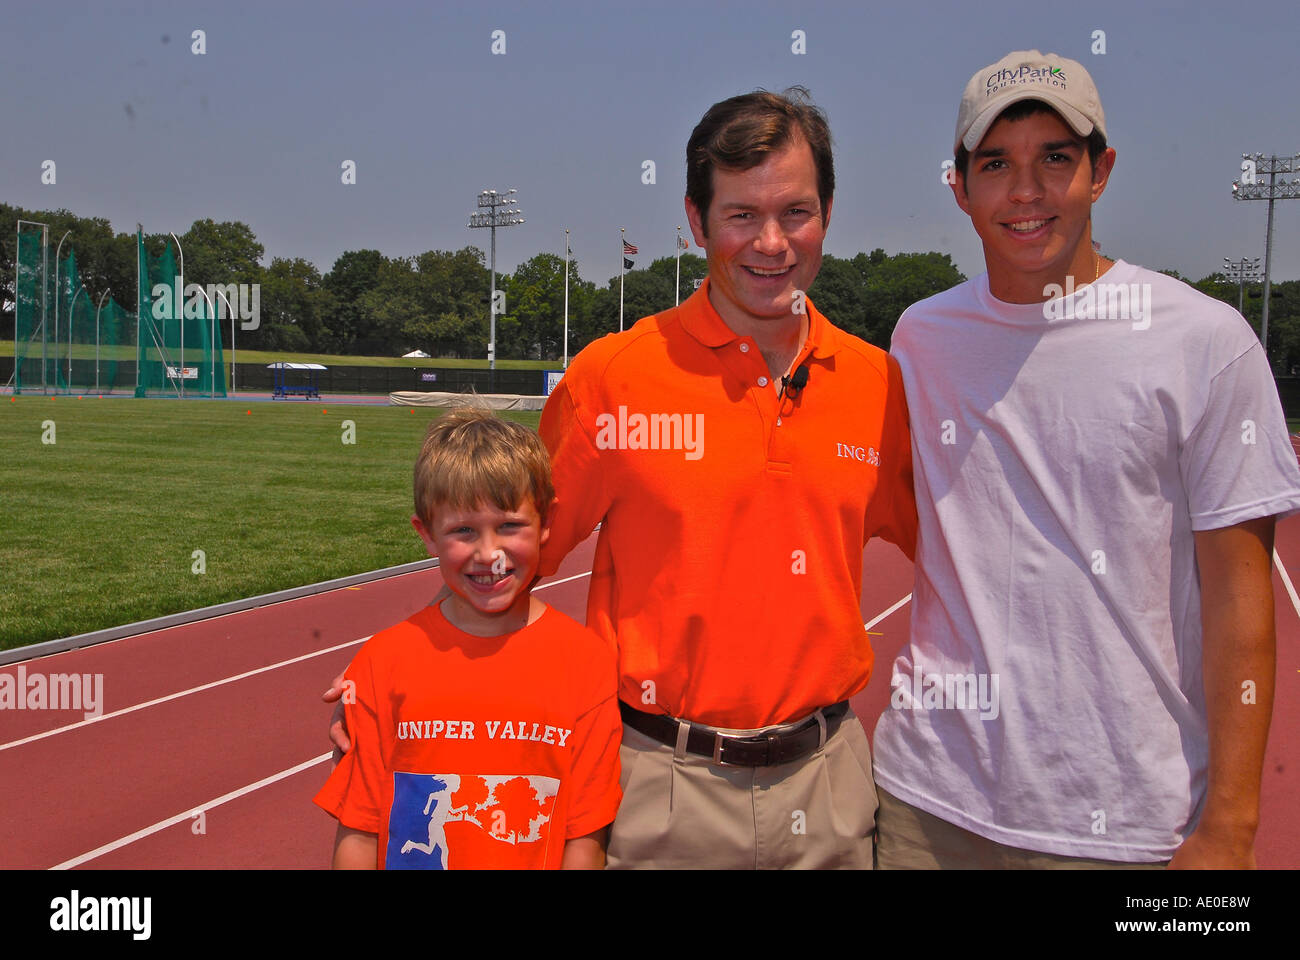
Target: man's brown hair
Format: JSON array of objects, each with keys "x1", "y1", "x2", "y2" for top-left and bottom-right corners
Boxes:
[
  {"x1": 686, "y1": 86, "x2": 834, "y2": 236},
  {"x1": 413, "y1": 407, "x2": 554, "y2": 529}
]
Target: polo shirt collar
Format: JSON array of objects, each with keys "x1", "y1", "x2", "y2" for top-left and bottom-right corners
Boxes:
[{"x1": 679, "y1": 277, "x2": 841, "y2": 359}]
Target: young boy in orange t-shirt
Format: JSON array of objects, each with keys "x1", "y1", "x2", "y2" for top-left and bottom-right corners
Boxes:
[{"x1": 314, "y1": 408, "x2": 622, "y2": 869}]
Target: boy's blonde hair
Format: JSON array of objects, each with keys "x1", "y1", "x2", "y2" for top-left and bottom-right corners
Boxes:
[{"x1": 413, "y1": 407, "x2": 554, "y2": 528}]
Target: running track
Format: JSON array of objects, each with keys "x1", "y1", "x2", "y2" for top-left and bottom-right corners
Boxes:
[{"x1": 3, "y1": 515, "x2": 1299, "y2": 869}]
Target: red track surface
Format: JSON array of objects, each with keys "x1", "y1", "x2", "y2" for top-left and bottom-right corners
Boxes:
[{"x1": 3, "y1": 515, "x2": 1298, "y2": 870}]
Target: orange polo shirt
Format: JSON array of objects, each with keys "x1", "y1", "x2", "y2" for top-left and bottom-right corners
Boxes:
[{"x1": 539, "y1": 280, "x2": 916, "y2": 728}]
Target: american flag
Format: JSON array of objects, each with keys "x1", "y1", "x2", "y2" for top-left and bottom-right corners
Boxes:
[{"x1": 623, "y1": 240, "x2": 638, "y2": 255}]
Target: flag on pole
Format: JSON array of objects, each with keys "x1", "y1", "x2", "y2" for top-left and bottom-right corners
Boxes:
[
  {"x1": 676, "y1": 236, "x2": 689, "y2": 250},
  {"x1": 623, "y1": 240, "x2": 639, "y2": 255},
  {"x1": 624, "y1": 258, "x2": 635, "y2": 269}
]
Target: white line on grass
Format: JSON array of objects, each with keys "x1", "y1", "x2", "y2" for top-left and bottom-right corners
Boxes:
[
  {"x1": 50, "y1": 753, "x2": 334, "y2": 870},
  {"x1": 1273, "y1": 549, "x2": 1300, "y2": 623},
  {"x1": 865, "y1": 594, "x2": 912, "y2": 632},
  {"x1": 0, "y1": 569, "x2": 593, "y2": 753}
]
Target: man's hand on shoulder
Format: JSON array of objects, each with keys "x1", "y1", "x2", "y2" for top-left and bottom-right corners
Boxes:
[{"x1": 322, "y1": 671, "x2": 351, "y2": 756}]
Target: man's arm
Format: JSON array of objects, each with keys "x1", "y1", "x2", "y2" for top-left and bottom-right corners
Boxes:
[
  {"x1": 1170, "y1": 515, "x2": 1277, "y2": 869},
  {"x1": 537, "y1": 366, "x2": 611, "y2": 577},
  {"x1": 560, "y1": 827, "x2": 608, "y2": 869},
  {"x1": 324, "y1": 671, "x2": 353, "y2": 754},
  {"x1": 332, "y1": 824, "x2": 378, "y2": 869}
]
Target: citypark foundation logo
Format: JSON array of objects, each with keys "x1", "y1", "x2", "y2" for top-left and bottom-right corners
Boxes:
[
  {"x1": 594, "y1": 406, "x2": 704, "y2": 461},
  {"x1": 985, "y1": 63, "x2": 1066, "y2": 95},
  {"x1": 150, "y1": 279, "x2": 261, "y2": 330},
  {"x1": 1042, "y1": 276, "x2": 1153, "y2": 330},
  {"x1": 890, "y1": 666, "x2": 1000, "y2": 720}
]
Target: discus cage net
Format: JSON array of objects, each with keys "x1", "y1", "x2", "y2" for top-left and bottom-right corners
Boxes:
[{"x1": 10, "y1": 222, "x2": 224, "y2": 397}]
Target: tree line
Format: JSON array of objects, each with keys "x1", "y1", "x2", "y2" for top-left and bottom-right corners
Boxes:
[{"x1": 4, "y1": 203, "x2": 1298, "y2": 371}]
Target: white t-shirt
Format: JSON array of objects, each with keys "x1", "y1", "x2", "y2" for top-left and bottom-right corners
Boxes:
[{"x1": 874, "y1": 260, "x2": 1300, "y2": 861}]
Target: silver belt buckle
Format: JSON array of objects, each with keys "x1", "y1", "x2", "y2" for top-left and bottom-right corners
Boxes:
[
  {"x1": 709, "y1": 721, "x2": 795, "y2": 766},
  {"x1": 700, "y1": 709, "x2": 826, "y2": 766},
  {"x1": 712, "y1": 730, "x2": 731, "y2": 764}
]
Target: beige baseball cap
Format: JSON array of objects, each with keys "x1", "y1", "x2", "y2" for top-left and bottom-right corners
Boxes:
[{"x1": 955, "y1": 49, "x2": 1105, "y2": 154}]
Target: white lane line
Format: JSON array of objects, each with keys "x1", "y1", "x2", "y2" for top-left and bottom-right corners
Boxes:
[
  {"x1": 0, "y1": 638, "x2": 370, "y2": 753},
  {"x1": 0, "y1": 569, "x2": 595, "y2": 753},
  {"x1": 535, "y1": 571, "x2": 592, "y2": 590},
  {"x1": 1273, "y1": 549, "x2": 1300, "y2": 623},
  {"x1": 50, "y1": 753, "x2": 334, "y2": 870},
  {"x1": 865, "y1": 594, "x2": 912, "y2": 632},
  {"x1": 43, "y1": 571, "x2": 598, "y2": 868}
]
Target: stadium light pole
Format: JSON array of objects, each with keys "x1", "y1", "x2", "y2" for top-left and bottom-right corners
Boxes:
[
  {"x1": 1231, "y1": 153, "x2": 1300, "y2": 362},
  {"x1": 170, "y1": 232, "x2": 185, "y2": 397},
  {"x1": 468, "y1": 188, "x2": 525, "y2": 381},
  {"x1": 95, "y1": 289, "x2": 110, "y2": 394},
  {"x1": 564, "y1": 226, "x2": 569, "y2": 369},
  {"x1": 676, "y1": 225, "x2": 682, "y2": 306},
  {"x1": 1223, "y1": 257, "x2": 1263, "y2": 315},
  {"x1": 53, "y1": 230, "x2": 70, "y2": 393}
]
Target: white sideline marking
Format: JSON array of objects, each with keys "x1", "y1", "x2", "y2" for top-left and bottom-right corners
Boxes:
[
  {"x1": 865, "y1": 594, "x2": 912, "y2": 632},
  {"x1": 50, "y1": 753, "x2": 334, "y2": 870},
  {"x1": 0, "y1": 638, "x2": 369, "y2": 753},
  {"x1": 534, "y1": 571, "x2": 592, "y2": 591},
  {"x1": 1274, "y1": 549, "x2": 1300, "y2": 623},
  {"x1": 0, "y1": 570, "x2": 593, "y2": 753},
  {"x1": 43, "y1": 572, "x2": 598, "y2": 868}
]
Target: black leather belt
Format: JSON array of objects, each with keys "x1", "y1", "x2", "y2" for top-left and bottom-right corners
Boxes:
[{"x1": 618, "y1": 700, "x2": 848, "y2": 767}]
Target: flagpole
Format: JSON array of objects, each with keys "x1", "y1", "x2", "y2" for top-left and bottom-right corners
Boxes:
[
  {"x1": 675, "y1": 225, "x2": 682, "y2": 306},
  {"x1": 563, "y1": 229, "x2": 570, "y2": 369},
  {"x1": 619, "y1": 227, "x2": 625, "y2": 332}
]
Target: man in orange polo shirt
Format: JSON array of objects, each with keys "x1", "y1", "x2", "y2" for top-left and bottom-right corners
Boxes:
[
  {"x1": 537, "y1": 89, "x2": 916, "y2": 867},
  {"x1": 328, "y1": 88, "x2": 915, "y2": 868}
]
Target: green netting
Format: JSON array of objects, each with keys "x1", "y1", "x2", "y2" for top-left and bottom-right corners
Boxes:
[
  {"x1": 15, "y1": 224, "x2": 225, "y2": 396},
  {"x1": 95, "y1": 298, "x2": 134, "y2": 393},
  {"x1": 135, "y1": 230, "x2": 226, "y2": 397},
  {"x1": 13, "y1": 227, "x2": 53, "y2": 394},
  {"x1": 13, "y1": 229, "x2": 137, "y2": 395}
]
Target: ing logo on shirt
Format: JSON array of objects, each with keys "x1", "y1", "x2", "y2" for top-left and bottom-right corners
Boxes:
[
  {"x1": 835, "y1": 442, "x2": 879, "y2": 465},
  {"x1": 386, "y1": 772, "x2": 560, "y2": 869}
]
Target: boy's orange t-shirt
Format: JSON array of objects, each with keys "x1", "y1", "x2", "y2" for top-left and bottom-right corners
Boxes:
[{"x1": 314, "y1": 602, "x2": 622, "y2": 869}]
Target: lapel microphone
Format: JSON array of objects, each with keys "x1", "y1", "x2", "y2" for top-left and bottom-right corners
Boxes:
[{"x1": 780, "y1": 363, "x2": 810, "y2": 399}]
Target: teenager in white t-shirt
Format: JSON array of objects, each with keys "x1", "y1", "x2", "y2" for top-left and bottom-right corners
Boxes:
[{"x1": 873, "y1": 49, "x2": 1300, "y2": 868}]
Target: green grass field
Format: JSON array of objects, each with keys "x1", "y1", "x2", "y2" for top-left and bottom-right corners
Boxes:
[{"x1": 0, "y1": 397, "x2": 541, "y2": 651}]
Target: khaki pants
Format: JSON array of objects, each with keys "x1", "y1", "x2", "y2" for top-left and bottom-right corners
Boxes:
[
  {"x1": 606, "y1": 710, "x2": 877, "y2": 869},
  {"x1": 875, "y1": 788, "x2": 1169, "y2": 869}
]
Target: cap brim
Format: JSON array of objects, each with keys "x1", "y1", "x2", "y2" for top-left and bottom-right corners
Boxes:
[{"x1": 959, "y1": 93, "x2": 1095, "y2": 154}]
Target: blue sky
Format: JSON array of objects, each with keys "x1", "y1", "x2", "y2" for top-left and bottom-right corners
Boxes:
[{"x1": 3, "y1": 0, "x2": 1297, "y2": 287}]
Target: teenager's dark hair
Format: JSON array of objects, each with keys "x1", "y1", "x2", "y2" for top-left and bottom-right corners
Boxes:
[{"x1": 954, "y1": 99, "x2": 1108, "y2": 178}]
